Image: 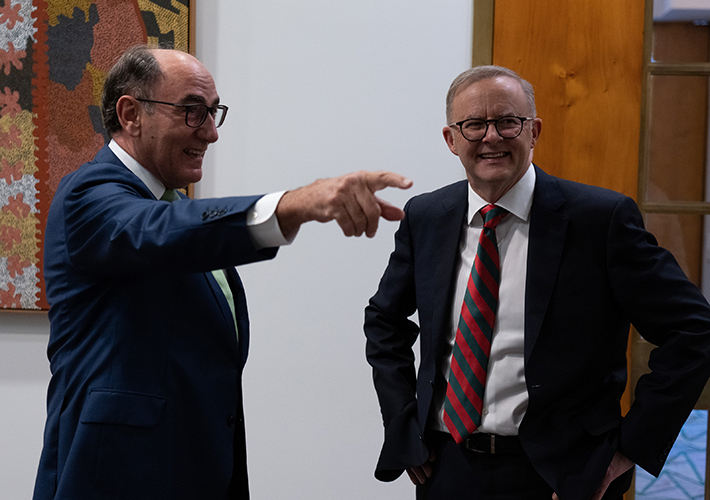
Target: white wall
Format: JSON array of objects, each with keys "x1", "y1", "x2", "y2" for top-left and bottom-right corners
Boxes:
[
  {"x1": 0, "y1": 1, "x2": 472, "y2": 498},
  {"x1": 0, "y1": 314, "x2": 51, "y2": 499},
  {"x1": 194, "y1": 2, "x2": 472, "y2": 498}
]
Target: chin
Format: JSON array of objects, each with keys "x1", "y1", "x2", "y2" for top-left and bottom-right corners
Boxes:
[
  {"x1": 182, "y1": 169, "x2": 203, "y2": 187},
  {"x1": 471, "y1": 165, "x2": 515, "y2": 182}
]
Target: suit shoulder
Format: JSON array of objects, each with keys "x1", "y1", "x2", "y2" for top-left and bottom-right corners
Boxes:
[
  {"x1": 531, "y1": 169, "x2": 645, "y2": 238},
  {"x1": 559, "y1": 178, "x2": 627, "y2": 201},
  {"x1": 405, "y1": 180, "x2": 467, "y2": 214},
  {"x1": 537, "y1": 168, "x2": 632, "y2": 211},
  {"x1": 55, "y1": 151, "x2": 151, "y2": 201}
]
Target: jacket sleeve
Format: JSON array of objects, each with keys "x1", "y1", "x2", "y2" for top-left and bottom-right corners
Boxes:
[
  {"x1": 364, "y1": 201, "x2": 430, "y2": 481},
  {"x1": 54, "y1": 165, "x2": 277, "y2": 278},
  {"x1": 607, "y1": 196, "x2": 710, "y2": 476}
]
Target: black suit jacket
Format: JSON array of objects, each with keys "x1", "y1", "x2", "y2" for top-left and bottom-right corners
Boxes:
[
  {"x1": 365, "y1": 166, "x2": 710, "y2": 500},
  {"x1": 34, "y1": 145, "x2": 278, "y2": 500}
]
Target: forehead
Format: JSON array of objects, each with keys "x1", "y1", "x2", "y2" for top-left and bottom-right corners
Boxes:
[
  {"x1": 451, "y1": 76, "x2": 528, "y2": 119},
  {"x1": 153, "y1": 51, "x2": 219, "y2": 103}
]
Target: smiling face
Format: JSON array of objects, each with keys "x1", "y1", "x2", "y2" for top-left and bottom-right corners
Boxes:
[
  {"x1": 117, "y1": 50, "x2": 220, "y2": 189},
  {"x1": 443, "y1": 76, "x2": 542, "y2": 202}
]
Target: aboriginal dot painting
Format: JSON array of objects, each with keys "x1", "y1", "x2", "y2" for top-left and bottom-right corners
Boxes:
[{"x1": 0, "y1": 0, "x2": 190, "y2": 309}]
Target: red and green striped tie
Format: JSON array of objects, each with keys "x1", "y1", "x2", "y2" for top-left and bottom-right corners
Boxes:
[{"x1": 444, "y1": 204, "x2": 508, "y2": 444}]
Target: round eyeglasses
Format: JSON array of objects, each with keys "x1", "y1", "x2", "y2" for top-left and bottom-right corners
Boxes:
[
  {"x1": 450, "y1": 116, "x2": 534, "y2": 142},
  {"x1": 136, "y1": 99, "x2": 228, "y2": 128}
]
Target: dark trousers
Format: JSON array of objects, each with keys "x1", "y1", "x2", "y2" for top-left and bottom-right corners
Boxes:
[{"x1": 417, "y1": 431, "x2": 631, "y2": 500}]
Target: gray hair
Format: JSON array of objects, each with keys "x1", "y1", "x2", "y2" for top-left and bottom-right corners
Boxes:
[
  {"x1": 445, "y1": 65, "x2": 536, "y2": 123},
  {"x1": 101, "y1": 45, "x2": 164, "y2": 137}
]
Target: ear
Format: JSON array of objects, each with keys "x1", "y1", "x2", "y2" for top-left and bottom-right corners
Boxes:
[
  {"x1": 443, "y1": 126, "x2": 459, "y2": 157},
  {"x1": 115, "y1": 96, "x2": 142, "y2": 137},
  {"x1": 530, "y1": 117, "x2": 542, "y2": 148}
]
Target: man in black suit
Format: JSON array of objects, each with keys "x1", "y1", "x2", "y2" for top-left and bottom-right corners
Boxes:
[{"x1": 364, "y1": 65, "x2": 710, "y2": 500}]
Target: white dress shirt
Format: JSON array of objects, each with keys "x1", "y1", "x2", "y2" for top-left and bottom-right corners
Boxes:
[
  {"x1": 108, "y1": 140, "x2": 291, "y2": 249},
  {"x1": 432, "y1": 165, "x2": 536, "y2": 436}
]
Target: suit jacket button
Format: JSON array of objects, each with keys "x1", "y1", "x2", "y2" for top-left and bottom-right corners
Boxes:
[
  {"x1": 227, "y1": 415, "x2": 236, "y2": 427},
  {"x1": 202, "y1": 212, "x2": 209, "y2": 221}
]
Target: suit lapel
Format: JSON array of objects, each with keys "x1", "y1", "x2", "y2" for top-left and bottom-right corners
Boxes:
[
  {"x1": 203, "y1": 271, "x2": 242, "y2": 358},
  {"x1": 225, "y1": 267, "x2": 250, "y2": 365},
  {"x1": 524, "y1": 167, "x2": 568, "y2": 361},
  {"x1": 429, "y1": 181, "x2": 468, "y2": 361}
]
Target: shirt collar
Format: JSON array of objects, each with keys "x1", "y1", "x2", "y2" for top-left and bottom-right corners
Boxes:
[
  {"x1": 108, "y1": 139, "x2": 167, "y2": 200},
  {"x1": 467, "y1": 163, "x2": 536, "y2": 225}
]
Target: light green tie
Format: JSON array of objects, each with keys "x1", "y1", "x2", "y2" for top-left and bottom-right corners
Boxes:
[
  {"x1": 161, "y1": 189, "x2": 239, "y2": 339},
  {"x1": 160, "y1": 188, "x2": 181, "y2": 202},
  {"x1": 211, "y1": 268, "x2": 239, "y2": 339}
]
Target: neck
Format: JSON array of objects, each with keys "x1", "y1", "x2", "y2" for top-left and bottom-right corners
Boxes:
[
  {"x1": 113, "y1": 134, "x2": 138, "y2": 162},
  {"x1": 468, "y1": 162, "x2": 532, "y2": 203},
  {"x1": 468, "y1": 181, "x2": 508, "y2": 204}
]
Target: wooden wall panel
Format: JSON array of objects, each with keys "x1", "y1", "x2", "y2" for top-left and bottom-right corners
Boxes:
[
  {"x1": 492, "y1": 0, "x2": 645, "y2": 198},
  {"x1": 647, "y1": 22, "x2": 710, "y2": 292},
  {"x1": 490, "y1": 0, "x2": 646, "y2": 450}
]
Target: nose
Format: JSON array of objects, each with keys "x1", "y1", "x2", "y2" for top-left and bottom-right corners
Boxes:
[
  {"x1": 481, "y1": 122, "x2": 503, "y2": 143},
  {"x1": 197, "y1": 114, "x2": 219, "y2": 143}
]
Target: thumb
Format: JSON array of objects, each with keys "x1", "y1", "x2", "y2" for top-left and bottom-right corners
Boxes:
[{"x1": 377, "y1": 197, "x2": 405, "y2": 221}]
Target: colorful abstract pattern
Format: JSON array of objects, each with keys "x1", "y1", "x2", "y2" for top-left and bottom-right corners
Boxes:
[
  {"x1": 0, "y1": 0, "x2": 190, "y2": 309},
  {"x1": 636, "y1": 409, "x2": 707, "y2": 499}
]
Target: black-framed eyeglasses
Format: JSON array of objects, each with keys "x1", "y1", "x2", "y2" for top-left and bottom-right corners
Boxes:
[
  {"x1": 450, "y1": 116, "x2": 534, "y2": 142},
  {"x1": 135, "y1": 98, "x2": 228, "y2": 128}
]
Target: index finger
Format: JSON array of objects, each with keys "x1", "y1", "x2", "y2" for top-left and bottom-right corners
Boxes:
[{"x1": 364, "y1": 171, "x2": 413, "y2": 192}]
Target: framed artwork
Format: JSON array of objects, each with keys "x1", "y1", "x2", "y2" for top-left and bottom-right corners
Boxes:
[{"x1": 0, "y1": 0, "x2": 193, "y2": 310}]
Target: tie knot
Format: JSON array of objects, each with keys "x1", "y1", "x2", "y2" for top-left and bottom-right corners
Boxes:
[
  {"x1": 480, "y1": 204, "x2": 507, "y2": 229},
  {"x1": 160, "y1": 189, "x2": 180, "y2": 202}
]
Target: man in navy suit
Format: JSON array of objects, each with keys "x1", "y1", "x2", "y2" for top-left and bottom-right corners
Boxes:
[
  {"x1": 33, "y1": 45, "x2": 411, "y2": 500},
  {"x1": 364, "y1": 65, "x2": 710, "y2": 500}
]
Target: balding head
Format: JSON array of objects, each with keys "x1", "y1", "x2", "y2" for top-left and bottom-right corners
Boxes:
[{"x1": 101, "y1": 46, "x2": 165, "y2": 137}]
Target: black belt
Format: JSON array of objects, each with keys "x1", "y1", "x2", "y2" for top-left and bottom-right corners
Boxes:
[{"x1": 463, "y1": 433, "x2": 524, "y2": 455}]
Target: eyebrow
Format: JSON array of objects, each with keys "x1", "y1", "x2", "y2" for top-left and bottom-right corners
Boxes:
[
  {"x1": 179, "y1": 94, "x2": 221, "y2": 107},
  {"x1": 462, "y1": 113, "x2": 520, "y2": 121}
]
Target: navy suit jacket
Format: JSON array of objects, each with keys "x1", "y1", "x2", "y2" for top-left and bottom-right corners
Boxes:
[
  {"x1": 365, "y1": 166, "x2": 710, "y2": 500},
  {"x1": 34, "y1": 145, "x2": 277, "y2": 500}
]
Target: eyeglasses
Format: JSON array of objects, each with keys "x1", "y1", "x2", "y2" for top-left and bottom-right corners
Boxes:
[
  {"x1": 450, "y1": 116, "x2": 534, "y2": 142},
  {"x1": 135, "y1": 99, "x2": 228, "y2": 128}
]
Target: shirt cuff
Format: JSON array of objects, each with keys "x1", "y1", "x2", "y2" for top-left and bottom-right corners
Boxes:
[{"x1": 247, "y1": 191, "x2": 294, "y2": 249}]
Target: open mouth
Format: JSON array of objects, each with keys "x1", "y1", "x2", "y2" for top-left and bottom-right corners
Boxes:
[
  {"x1": 184, "y1": 149, "x2": 205, "y2": 159},
  {"x1": 479, "y1": 152, "x2": 509, "y2": 159}
]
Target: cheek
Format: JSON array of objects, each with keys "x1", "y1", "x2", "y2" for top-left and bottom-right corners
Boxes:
[
  {"x1": 449, "y1": 136, "x2": 465, "y2": 154},
  {"x1": 460, "y1": 143, "x2": 480, "y2": 159}
]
